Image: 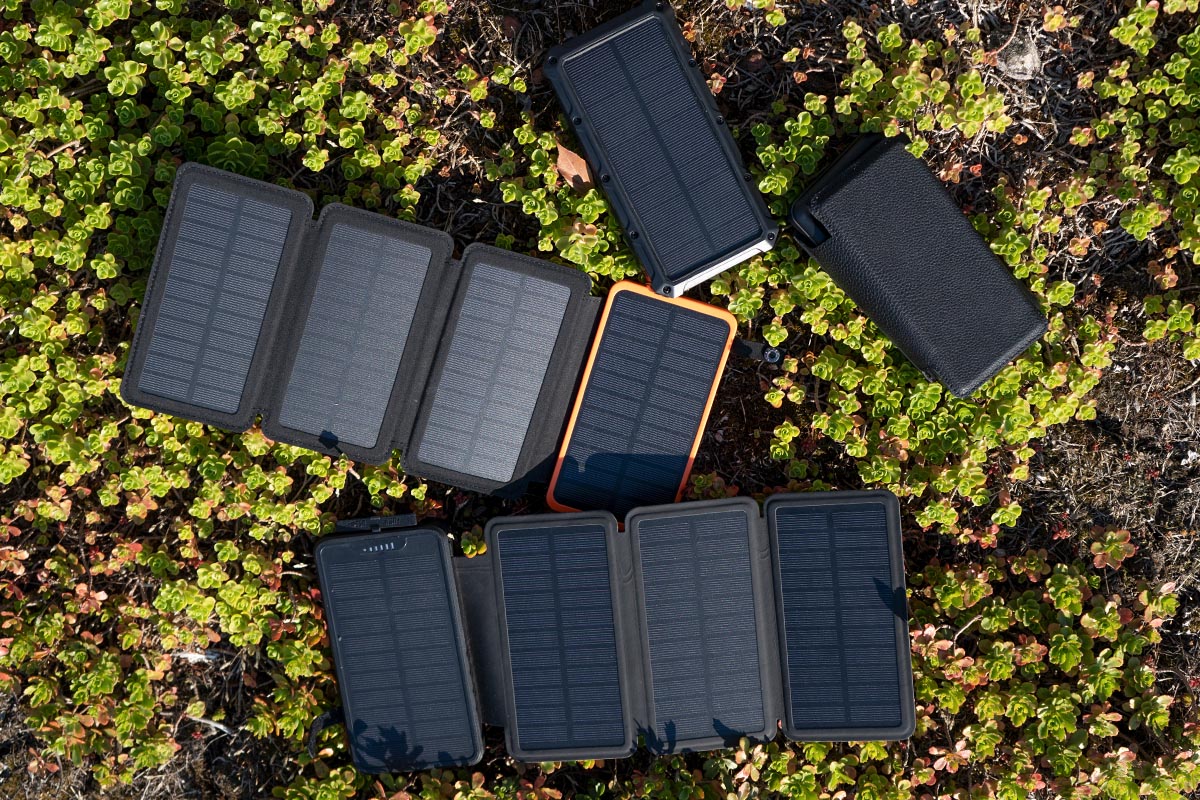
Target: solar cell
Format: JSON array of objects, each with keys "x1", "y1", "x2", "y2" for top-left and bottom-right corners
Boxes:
[
  {"x1": 770, "y1": 496, "x2": 911, "y2": 738},
  {"x1": 631, "y1": 503, "x2": 768, "y2": 752},
  {"x1": 492, "y1": 519, "x2": 630, "y2": 758},
  {"x1": 275, "y1": 221, "x2": 432, "y2": 449},
  {"x1": 317, "y1": 529, "x2": 481, "y2": 772},
  {"x1": 415, "y1": 260, "x2": 570, "y2": 483},
  {"x1": 550, "y1": 284, "x2": 733, "y2": 517},
  {"x1": 137, "y1": 183, "x2": 291, "y2": 413}
]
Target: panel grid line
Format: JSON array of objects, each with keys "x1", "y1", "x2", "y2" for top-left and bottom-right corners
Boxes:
[
  {"x1": 595, "y1": 304, "x2": 671, "y2": 501},
  {"x1": 606, "y1": 46, "x2": 720, "y2": 261},
  {"x1": 182, "y1": 193, "x2": 239, "y2": 405},
  {"x1": 461, "y1": 270, "x2": 525, "y2": 473},
  {"x1": 546, "y1": 534, "x2": 576, "y2": 743},
  {"x1": 137, "y1": 184, "x2": 291, "y2": 414},
  {"x1": 378, "y1": 554, "x2": 417, "y2": 743},
  {"x1": 776, "y1": 503, "x2": 903, "y2": 732},
  {"x1": 276, "y1": 222, "x2": 432, "y2": 449},
  {"x1": 825, "y1": 508, "x2": 851, "y2": 725},
  {"x1": 416, "y1": 263, "x2": 570, "y2": 483}
]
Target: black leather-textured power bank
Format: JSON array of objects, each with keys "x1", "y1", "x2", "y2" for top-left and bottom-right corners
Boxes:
[{"x1": 789, "y1": 135, "x2": 1047, "y2": 397}]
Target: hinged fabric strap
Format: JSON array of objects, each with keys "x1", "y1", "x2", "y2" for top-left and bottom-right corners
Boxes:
[{"x1": 334, "y1": 514, "x2": 419, "y2": 533}]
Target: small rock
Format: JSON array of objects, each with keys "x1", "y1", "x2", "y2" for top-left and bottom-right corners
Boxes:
[{"x1": 997, "y1": 29, "x2": 1042, "y2": 81}]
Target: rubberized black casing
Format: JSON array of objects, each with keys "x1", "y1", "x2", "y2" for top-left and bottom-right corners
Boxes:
[{"x1": 788, "y1": 135, "x2": 1047, "y2": 397}]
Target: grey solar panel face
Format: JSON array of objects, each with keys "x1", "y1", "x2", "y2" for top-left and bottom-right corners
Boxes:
[
  {"x1": 635, "y1": 509, "x2": 765, "y2": 751},
  {"x1": 320, "y1": 531, "x2": 479, "y2": 771},
  {"x1": 276, "y1": 222, "x2": 432, "y2": 449},
  {"x1": 560, "y1": 17, "x2": 762, "y2": 281},
  {"x1": 415, "y1": 262, "x2": 569, "y2": 483},
  {"x1": 137, "y1": 184, "x2": 291, "y2": 413},
  {"x1": 774, "y1": 503, "x2": 903, "y2": 732},
  {"x1": 553, "y1": 290, "x2": 729, "y2": 517},
  {"x1": 496, "y1": 523, "x2": 626, "y2": 753}
]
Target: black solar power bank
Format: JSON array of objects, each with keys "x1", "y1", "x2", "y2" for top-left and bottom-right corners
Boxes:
[
  {"x1": 122, "y1": 165, "x2": 734, "y2": 505},
  {"x1": 317, "y1": 491, "x2": 914, "y2": 771},
  {"x1": 315, "y1": 527, "x2": 483, "y2": 772},
  {"x1": 545, "y1": 0, "x2": 777, "y2": 298},
  {"x1": 788, "y1": 135, "x2": 1047, "y2": 396}
]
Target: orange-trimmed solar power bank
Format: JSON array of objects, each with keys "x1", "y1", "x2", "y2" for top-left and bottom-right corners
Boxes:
[{"x1": 548, "y1": 281, "x2": 735, "y2": 517}]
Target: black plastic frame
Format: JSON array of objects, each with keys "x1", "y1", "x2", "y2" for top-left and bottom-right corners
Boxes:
[
  {"x1": 765, "y1": 490, "x2": 916, "y2": 741},
  {"x1": 486, "y1": 512, "x2": 639, "y2": 762},
  {"x1": 624, "y1": 497, "x2": 783, "y2": 753},
  {"x1": 316, "y1": 491, "x2": 914, "y2": 771},
  {"x1": 121, "y1": 163, "x2": 316, "y2": 432},
  {"x1": 544, "y1": 0, "x2": 777, "y2": 298},
  {"x1": 260, "y1": 202, "x2": 459, "y2": 464},
  {"x1": 402, "y1": 245, "x2": 598, "y2": 497}
]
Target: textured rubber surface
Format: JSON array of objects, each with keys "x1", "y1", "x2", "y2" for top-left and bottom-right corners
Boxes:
[
  {"x1": 276, "y1": 222, "x2": 432, "y2": 449},
  {"x1": 633, "y1": 506, "x2": 765, "y2": 752},
  {"x1": 317, "y1": 529, "x2": 481, "y2": 772},
  {"x1": 415, "y1": 261, "x2": 570, "y2": 483},
  {"x1": 551, "y1": 287, "x2": 731, "y2": 517},
  {"x1": 494, "y1": 521, "x2": 627, "y2": 754},
  {"x1": 773, "y1": 501, "x2": 905, "y2": 733},
  {"x1": 546, "y1": 2, "x2": 773, "y2": 293},
  {"x1": 136, "y1": 183, "x2": 291, "y2": 413}
]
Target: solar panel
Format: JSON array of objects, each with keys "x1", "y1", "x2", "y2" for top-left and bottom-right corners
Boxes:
[
  {"x1": 629, "y1": 501, "x2": 771, "y2": 752},
  {"x1": 413, "y1": 259, "x2": 571, "y2": 483},
  {"x1": 549, "y1": 283, "x2": 734, "y2": 517},
  {"x1": 546, "y1": 2, "x2": 775, "y2": 296},
  {"x1": 490, "y1": 516, "x2": 633, "y2": 760},
  {"x1": 768, "y1": 493, "x2": 914, "y2": 739},
  {"x1": 317, "y1": 528, "x2": 482, "y2": 772},
  {"x1": 275, "y1": 220, "x2": 432, "y2": 449},
  {"x1": 136, "y1": 182, "x2": 291, "y2": 414}
]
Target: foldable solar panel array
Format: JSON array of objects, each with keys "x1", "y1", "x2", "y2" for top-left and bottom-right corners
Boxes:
[
  {"x1": 122, "y1": 164, "x2": 734, "y2": 504},
  {"x1": 546, "y1": 0, "x2": 777, "y2": 297},
  {"x1": 316, "y1": 491, "x2": 914, "y2": 772}
]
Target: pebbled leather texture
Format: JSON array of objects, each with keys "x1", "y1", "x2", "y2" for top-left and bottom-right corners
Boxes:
[{"x1": 791, "y1": 136, "x2": 1047, "y2": 397}]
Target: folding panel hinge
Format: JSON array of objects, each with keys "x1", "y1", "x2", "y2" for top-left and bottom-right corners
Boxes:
[{"x1": 732, "y1": 338, "x2": 782, "y2": 364}]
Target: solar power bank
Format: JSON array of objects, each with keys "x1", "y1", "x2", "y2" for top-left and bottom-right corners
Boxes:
[
  {"x1": 316, "y1": 491, "x2": 915, "y2": 771},
  {"x1": 317, "y1": 526, "x2": 483, "y2": 771},
  {"x1": 788, "y1": 134, "x2": 1047, "y2": 396},
  {"x1": 545, "y1": 0, "x2": 777, "y2": 297},
  {"x1": 548, "y1": 282, "x2": 734, "y2": 517},
  {"x1": 122, "y1": 164, "x2": 734, "y2": 506}
]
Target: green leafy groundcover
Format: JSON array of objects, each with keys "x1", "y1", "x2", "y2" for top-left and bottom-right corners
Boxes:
[{"x1": 1, "y1": 0, "x2": 1198, "y2": 797}]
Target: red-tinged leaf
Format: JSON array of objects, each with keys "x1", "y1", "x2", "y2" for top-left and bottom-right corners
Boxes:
[{"x1": 556, "y1": 142, "x2": 592, "y2": 193}]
